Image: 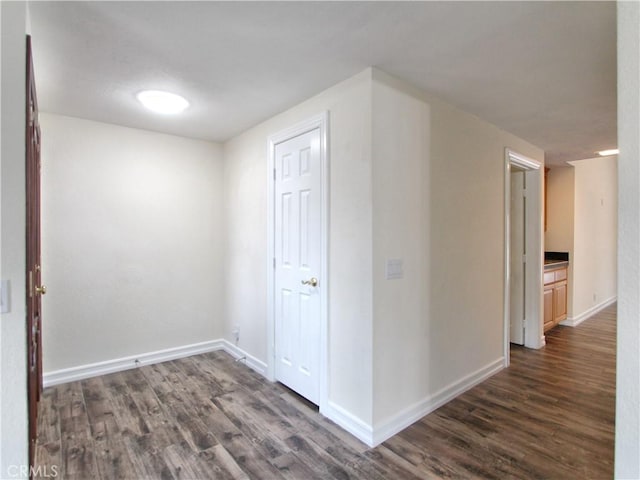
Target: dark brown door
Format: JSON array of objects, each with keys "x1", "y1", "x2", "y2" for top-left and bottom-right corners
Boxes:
[{"x1": 26, "y1": 34, "x2": 44, "y2": 468}]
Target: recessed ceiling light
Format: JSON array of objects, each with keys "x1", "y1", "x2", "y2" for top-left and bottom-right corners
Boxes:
[
  {"x1": 136, "y1": 90, "x2": 189, "y2": 115},
  {"x1": 597, "y1": 148, "x2": 619, "y2": 156}
]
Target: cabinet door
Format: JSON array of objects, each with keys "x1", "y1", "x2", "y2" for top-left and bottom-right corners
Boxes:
[
  {"x1": 543, "y1": 287, "x2": 554, "y2": 331},
  {"x1": 554, "y1": 281, "x2": 568, "y2": 323}
]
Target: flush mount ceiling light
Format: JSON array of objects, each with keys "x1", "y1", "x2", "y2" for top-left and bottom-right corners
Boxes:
[
  {"x1": 136, "y1": 90, "x2": 189, "y2": 114},
  {"x1": 597, "y1": 148, "x2": 619, "y2": 156}
]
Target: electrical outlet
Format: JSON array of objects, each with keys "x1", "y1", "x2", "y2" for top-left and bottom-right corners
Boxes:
[{"x1": 232, "y1": 329, "x2": 240, "y2": 343}]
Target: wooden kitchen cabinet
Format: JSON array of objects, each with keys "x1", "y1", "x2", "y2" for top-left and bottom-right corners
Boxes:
[
  {"x1": 554, "y1": 281, "x2": 567, "y2": 323},
  {"x1": 543, "y1": 264, "x2": 568, "y2": 332},
  {"x1": 543, "y1": 286, "x2": 554, "y2": 331}
]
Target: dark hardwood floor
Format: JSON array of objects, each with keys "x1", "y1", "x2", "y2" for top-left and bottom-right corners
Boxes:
[{"x1": 35, "y1": 304, "x2": 615, "y2": 479}]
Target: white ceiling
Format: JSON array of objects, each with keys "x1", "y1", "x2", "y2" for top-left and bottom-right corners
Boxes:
[{"x1": 29, "y1": 1, "x2": 617, "y2": 165}]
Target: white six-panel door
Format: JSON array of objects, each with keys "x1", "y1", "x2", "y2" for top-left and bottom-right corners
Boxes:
[{"x1": 273, "y1": 128, "x2": 321, "y2": 404}]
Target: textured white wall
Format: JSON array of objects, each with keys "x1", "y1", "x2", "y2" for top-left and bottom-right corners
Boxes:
[
  {"x1": 40, "y1": 114, "x2": 224, "y2": 372},
  {"x1": 371, "y1": 74, "x2": 431, "y2": 424},
  {"x1": 571, "y1": 156, "x2": 618, "y2": 316},
  {"x1": 370, "y1": 70, "x2": 543, "y2": 427},
  {"x1": 223, "y1": 70, "x2": 374, "y2": 425},
  {"x1": 425, "y1": 84, "x2": 543, "y2": 391},
  {"x1": 616, "y1": 0, "x2": 640, "y2": 477},
  {"x1": 0, "y1": 2, "x2": 29, "y2": 477}
]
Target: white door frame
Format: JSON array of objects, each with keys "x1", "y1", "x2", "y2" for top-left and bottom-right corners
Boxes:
[
  {"x1": 266, "y1": 112, "x2": 329, "y2": 409},
  {"x1": 503, "y1": 148, "x2": 544, "y2": 366}
]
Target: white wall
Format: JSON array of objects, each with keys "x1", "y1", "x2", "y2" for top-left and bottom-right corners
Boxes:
[
  {"x1": 368, "y1": 69, "x2": 543, "y2": 436},
  {"x1": 571, "y1": 156, "x2": 618, "y2": 316},
  {"x1": 371, "y1": 74, "x2": 431, "y2": 426},
  {"x1": 616, "y1": 0, "x2": 640, "y2": 476},
  {"x1": 425, "y1": 83, "x2": 543, "y2": 391},
  {"x1": 223, "y1": 70, "x2": 375, "y2": 426},
  {"x1": 546, "y1": 166, "x2": 576, "y2": 317},
  {"x1": 0, "y1": 1, "x2": 29, "y2": 476},
  {"x1": 40, "y1": 114, "x2": 224, "y2": 372}
]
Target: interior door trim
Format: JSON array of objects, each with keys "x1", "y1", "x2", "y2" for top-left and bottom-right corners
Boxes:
[
  {"x1": 266, "y1": 112, "x2": 329, "y2": 411},
  {"x1": 503, "y1": 148, "x2": 544, "y2": 367}
]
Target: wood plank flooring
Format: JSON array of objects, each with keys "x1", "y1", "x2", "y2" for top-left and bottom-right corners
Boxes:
[{"x1": 35, "y1": 304, "x2": 615, "y2": 479}]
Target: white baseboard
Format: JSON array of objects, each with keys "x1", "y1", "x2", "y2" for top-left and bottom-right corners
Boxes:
[
  {"x1": 220, "y1": 339, "x2": 268, "y2": 377},
  {"x1": 44, "y1": 342, "x2": 505, "y2": 450},
  {"x1": 321, "y1": 401, "x2": 374, "y2": 447},
  {"x1": 43, "y1": 339, "x2": 267, "y2": 387},
  {"x1": 319, "y1": 357, "x2": 505, "y2": 448},
  {"x1": 370, "y1": 357, "x2": 505, "y2": 447},
  {"x1": 561, "y1": 296, "x2": 617, "y2": 327}
]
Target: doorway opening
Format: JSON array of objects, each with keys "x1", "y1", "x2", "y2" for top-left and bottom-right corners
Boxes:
[{"x1": 504, "y1": 148, "x2": 544, "y2": 365}]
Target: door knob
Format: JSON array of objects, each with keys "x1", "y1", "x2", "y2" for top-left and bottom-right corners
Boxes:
[
  {"x1": 35, "y1": 285, "x2": 47, "y2": 295},
  {"x1": 301, "y1": 277, "x2": 318, "y2": 287}
]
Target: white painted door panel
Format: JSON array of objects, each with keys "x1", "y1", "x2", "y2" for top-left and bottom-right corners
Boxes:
[
  {"x1": 510, "y1": 171, "x2": 525, "y2": 345},
  {"x1": 274, "y1": 128, "x2": 321, "y2": 404}
]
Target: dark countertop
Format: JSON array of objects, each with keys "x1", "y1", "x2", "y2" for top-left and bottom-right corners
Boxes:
[
  {"x1": 544, "y1": 251, "x2": 569, "y2": 271},
  {"x1": 544, "y1": 259, "x2": 569, "y2": 271}
]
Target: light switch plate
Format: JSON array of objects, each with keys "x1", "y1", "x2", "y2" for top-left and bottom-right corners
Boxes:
[
  {"x1": 1, "y1": 280, "x2": 10, "y2": 314},
  {"x1": 386, "y1": 259, "x2": 403, "y2": 280}
]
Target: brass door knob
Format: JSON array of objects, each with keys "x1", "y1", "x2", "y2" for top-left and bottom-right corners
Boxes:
[
  {"x1": 35, "y1": 285, "x2": 47, "y2": 295},
  {"x1": 301, "y1": 277, "x2": 318, "y2": 287}
]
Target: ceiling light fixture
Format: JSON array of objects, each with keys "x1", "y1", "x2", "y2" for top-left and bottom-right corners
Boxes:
[
  {"x1": 597, "y1": 148, "x2": 619, "y2": 156},
  {"x1": 136, "y1": 90, "x2": 189, "y2": 114}
]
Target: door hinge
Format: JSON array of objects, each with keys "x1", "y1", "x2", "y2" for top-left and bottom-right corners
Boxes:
[
  {"x1": 522, "y1": 254, "x2": 527, "y2": 264},
  {"x1": 273, "y1": 169, "x2": 276, "y2": 181},
  {"x1": 273, "y1": 257, "x2": 276, "y2": 269}
]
